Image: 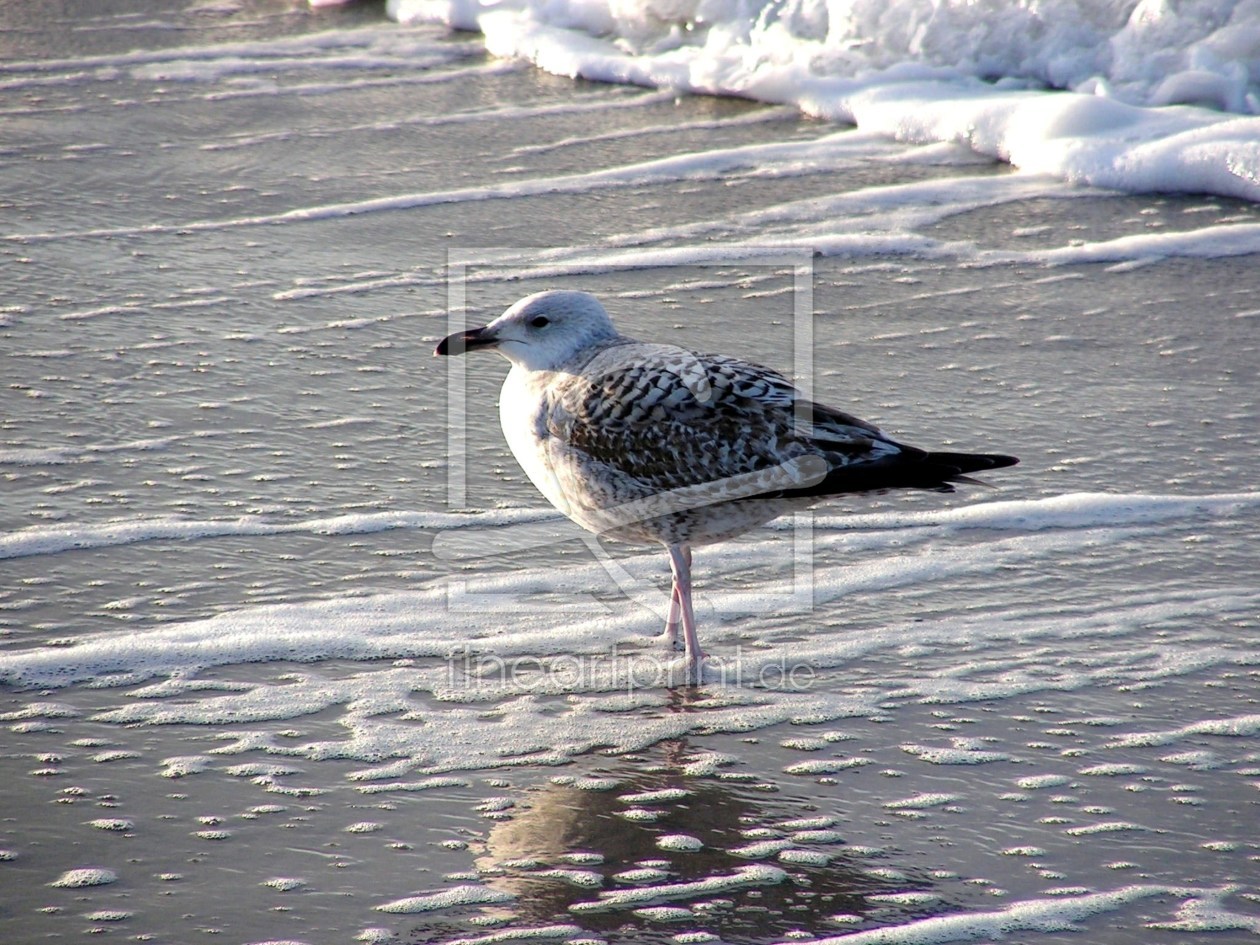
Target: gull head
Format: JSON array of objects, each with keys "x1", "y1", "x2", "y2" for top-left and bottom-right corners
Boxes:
[{"x1": 435, "y1": 290, "x2": 620, "y2": 372}]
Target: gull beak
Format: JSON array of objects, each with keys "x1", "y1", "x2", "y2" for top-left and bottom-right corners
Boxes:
[{"x1": 435, "y1": 325, "x2": 497, "y2": 356}]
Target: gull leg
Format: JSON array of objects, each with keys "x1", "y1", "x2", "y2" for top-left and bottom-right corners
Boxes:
[
  {"x1": 667, "y1": 544, "x2": 705, "y2": 682},
  {"x1": 663, "y1": 580, "x2": 683, "y2": 652}
]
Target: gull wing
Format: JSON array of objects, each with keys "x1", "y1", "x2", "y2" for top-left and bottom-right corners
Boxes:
[{"x1": 543, "y1": 343, "x2": 911, "y2": 498}]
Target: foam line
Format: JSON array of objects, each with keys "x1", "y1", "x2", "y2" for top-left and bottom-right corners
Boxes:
[
  {"x1": 6, "y1": 491, "x2": 1250, "y2": 562},
  {"x1": 784, "y1": 885, "x2": 1231, "y2": 945},
  {"x1": 2, "y1": 501, "x2": 1256, "y2": 694},
  {"x1": 201, "y1": 88, "x2": 677, "y2": 152},
  {"x1": 0, "y1": 26, "x2": 459, "y2": 77},
  {"x1": 0, "y1": 508, "x2": 559, "y2": 561},
  {"x1": 3, "y1": 130, "x2": 894, "y2": 243}
]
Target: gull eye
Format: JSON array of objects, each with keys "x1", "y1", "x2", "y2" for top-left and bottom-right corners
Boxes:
[{"x1": 529, "y1": 315, "x2": 550, "y2": 329}]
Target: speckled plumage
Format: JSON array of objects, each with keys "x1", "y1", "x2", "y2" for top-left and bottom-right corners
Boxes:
[
  {"x1": 436, "y1": 290, "x2": 1018, "y2": 680},
  {"x1": 509, "y1": 338, "x2": 892, "y2": 546}
]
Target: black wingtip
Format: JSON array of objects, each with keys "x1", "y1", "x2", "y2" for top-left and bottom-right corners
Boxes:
[
  {"x1": 776, "y1": 448, "x2": 1019, "y2": 501},
  {"x1": 928, "y1": 452, "x2": 1019, "y2": 474}
]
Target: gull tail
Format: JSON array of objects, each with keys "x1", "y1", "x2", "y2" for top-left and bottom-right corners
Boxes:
[
  {"x1": 780, "y1": 449, "x2": 1019, "y2": 498},
  {"x1": 926, "y1": 451, "x2": 1019, "y2": 476},
  {"x1": 893, "y1": 450, "x2": 1020, "y2": 493}
]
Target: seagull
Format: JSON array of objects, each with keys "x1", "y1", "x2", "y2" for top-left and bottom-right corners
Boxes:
[{"x1": 436, "y1": 290, "x2": 1017, "y2": 681}]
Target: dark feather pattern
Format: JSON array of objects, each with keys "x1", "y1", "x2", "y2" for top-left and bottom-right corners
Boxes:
[{"x1": 542, "y1": 342, "x2": 1015, "y2": 510}]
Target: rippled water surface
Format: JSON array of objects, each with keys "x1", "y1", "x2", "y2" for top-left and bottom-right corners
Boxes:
[{"x1": 2, "y1": 3, "x2": 1259, "y2": 943}]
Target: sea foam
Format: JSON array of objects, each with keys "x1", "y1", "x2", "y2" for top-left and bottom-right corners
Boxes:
[
  {"x1": 386, "y1": 0, "x2": 1260, "y2": 202},
  {"x1": 2, "y1": 491, "x2": 1256, "y2": 778}
]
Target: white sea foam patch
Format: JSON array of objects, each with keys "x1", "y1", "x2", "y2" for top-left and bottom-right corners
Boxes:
[
  {"x1": 388, "y1": 0, "x2": 1260, "y2": 202},
  {"x1": 376, "y1": 883, "x2": 514, "y2": 914},
  {"x1": 569, "y1": 864, "x2": 786, "y2": 913},
  {"x1": 49, "y1": 867, "x2": 118, "y2": 888},
  {"x1": 1108, "y1": 714, "x2": 1260, "y2": 748},
  {"x1": 397, "y1": 0, "x2": 1260, "y2": 113},
  {"x1": 779, "y1": 884, "x2": 1246, "y2": 945}
]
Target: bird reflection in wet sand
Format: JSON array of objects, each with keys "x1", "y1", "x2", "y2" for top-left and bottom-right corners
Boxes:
[{"x1": 445, "y1": 738, "x2": 952, "y2": 941}]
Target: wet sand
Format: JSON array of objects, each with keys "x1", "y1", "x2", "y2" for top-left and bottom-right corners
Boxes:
[{"x1": 2, "y1": 2, "x2": 1259, "y2": 943}]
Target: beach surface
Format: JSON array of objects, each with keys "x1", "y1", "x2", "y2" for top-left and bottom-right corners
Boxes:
[{"x1": 2, "y1": 2, "x2": 1259, "y2": 942}]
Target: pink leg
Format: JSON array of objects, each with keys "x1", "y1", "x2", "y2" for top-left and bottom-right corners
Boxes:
[
  {"x1": 667, "y1": 544, "x2": 705, "y2": 681},
  {"x1": 663, "y1": 580, "x2": 683, "y2": 652}
]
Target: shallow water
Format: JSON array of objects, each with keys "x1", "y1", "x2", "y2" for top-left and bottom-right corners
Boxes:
[{"x1": 2, "y1": 3, "x2": 1259, "y2": 943}]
